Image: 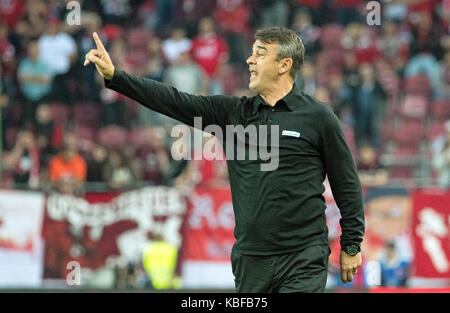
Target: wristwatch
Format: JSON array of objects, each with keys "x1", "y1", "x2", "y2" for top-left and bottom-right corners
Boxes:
[{"x1": 342, "y1": 245, "x2": 360, "y2": 256}]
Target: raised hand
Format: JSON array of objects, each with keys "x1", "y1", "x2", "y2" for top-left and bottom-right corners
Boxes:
[{"x1": 83, "y1": 32, "x2": 115, "y2": 80}]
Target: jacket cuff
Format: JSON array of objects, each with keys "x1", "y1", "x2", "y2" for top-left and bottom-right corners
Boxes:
[{"x1": 104, "y1": 68, "x2": 120, "y2": 88}]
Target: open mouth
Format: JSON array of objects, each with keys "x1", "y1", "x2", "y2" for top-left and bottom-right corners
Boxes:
[{"x1": 250, "y1": 70, "x2": 257, "y2": 79}]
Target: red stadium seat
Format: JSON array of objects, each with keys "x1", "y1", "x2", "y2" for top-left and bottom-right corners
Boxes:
[
  {"x1": 388, "y1": 166, "x2": 414, "y2": 180},
  {"x1": 319, "y1": 49, "x2": 345, "y2": 72},
  {"x1": 73, "y1": 125, "x2": 96, "y2": 153},
  {"x1": 126, "y1": 27, "x2": 152, "y2": 50},
  {"x1": 392, "y1": 118, "x2": 425, "y2": 147},
  {"x1": 73, "y1": 102, "x2": 102, "y2": 127},
  {"x1": 319, "y1": 24, "x2": 344, "y2": 49},
  {"x1": 432, "y1": 99, "x2": 450, "y2": 121},
  {"x1": 219, "y1": 64, "x2": 244, "y2": 95},
  {"x1": 400, "y1": 94, "x2": 428, "y2": 119},
  {"x1": 341, "y1": 124, "x2": 356, "y2": 156},
  {"x1": 404, "y1": 74, "x2": 431, "y2": 96},
  {"x1": 378, "y1": 68, "x2": 400, "y2": 99},
  {"x1": 5, "y1": 127, "x2": 19, "y2": 150},
  {"x1": 427, "y1": 121, "x2": 447, "y2": 141},
  {"x1": 381, "y1": 117, "x2": 395, "y2": 142},
  {"x1": 385, "y1": 146, "x2": 419, "y2": 180},
  {"x1": 126, "y1": 50, "x2": 150, "y2": 69},
  {"x1": 130, "y1": 127, "x2": 153, "y2": 148},
  {"x1": 49, "y1": 103, "x2": 72, "y2": 125},
  {"x1": 97, "y1": 125, "x2": 129, "y2": 149}
]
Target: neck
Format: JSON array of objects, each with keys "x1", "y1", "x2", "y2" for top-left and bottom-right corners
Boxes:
[{"x1": 259, "y1": 77, "x2": 294, "y2": 106}]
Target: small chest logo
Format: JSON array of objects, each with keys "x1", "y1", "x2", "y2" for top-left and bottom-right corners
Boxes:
[{"x1": 282, "y1": 130, "x2": 301, "y2": 138}]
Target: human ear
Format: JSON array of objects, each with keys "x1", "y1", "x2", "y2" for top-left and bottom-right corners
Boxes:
[{"x1": 279, "y1": 58, "x2": 293, "y2": 75}]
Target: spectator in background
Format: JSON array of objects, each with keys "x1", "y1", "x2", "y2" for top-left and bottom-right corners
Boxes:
[
  {"x1": 49, "y1": 133, "x2": 87, "y2": 195},
  {"x1": 164, "y1": 51, "x2": 207, "y2": 96},
  {"x1": 378, "y1": 20, "x2": 410, "y2": 72},
  {"x1": 135, "y1": 127, "x2": 171, "y2": 185},
  {"x1": 38, "y1": 18, "x2": 77, "y2": 104},
  {"x1": 296, "y1": 60, "x2": 317, "y2": 96},
  {"x1": 173, "y1": 0, "x2": 216, "y2": 37},
  {"x1": 327, "y1": 69, "x2": 352, "y2": 114},
  {"x1": 0, "y1": 0, "x2": 25, "y2": 29},
  {"x1": 437, "y1": 50, "x2": 450, "y2": 99},
  {"x1": 3, "y1": 129, "x2": 39, "y2": 189},
  {"x1": 290, "y1": 9, "x2": 321, "y2": 56},
  {"x1": 38, "y1": 18, "x2": 77, "y2": 76},
  {"x1": 357, "y1": 144, "x2": 388, "y2": 187},
  {"x1": 100, "y1": 0, "x2": 130, "y2": 25},
  {"x1": 0, "y1": 63, "x2": 11, "y2": 150},
  {"x1": 155, "y1": 0, "x2": 176, "y2": 33},
  {"x1": 405, "y1": 12, "x2": 442, "y2": 94},
  {"x1": 342, "y1": 23, "x2": 380, "y2": 65},
  {"x1": 101, "y1": 37, "x2": 129, "y2": 127},
  {"x1": 432, "y1": 120, "x2": 450, "y2": 188},
  {"x1": 342, "y1": 50, "x2": 361, "y2": 88},
  {"x1": 313, "y1": 85, "x2": 331, "y2": 104},
  {"x1": 137, "y1": 0, "x2": 158, "y2": 31},
  {"x1": 17, "y1": 40, "x2": 53, "y2": 127},
  {"x1": 102, "y1": 149, "x2": 137, "y2": 190},
  {"x1": 0, "y1": 22, "x2": 17, "y2": 103},
  {"x1": 214, "y1": 0, "x2": 250, "y2": 67},
  {"x1": 350, "y1": 63, "x2": 387, "y2": 149},
  {"x1": 35, "y1": 103, "x2": 63, "y2": 172},
  {"x1": 137, "y1": 36, "x2": 167, "y2": 127},
  {"x1": 379, "y1": 241, "x2": 410, "y2": 287},
  {"x1": 0, "y1": 22, "x2": 15, "y2": 65},
  {"x1": 138, "y1": 37, "x2": 165, "y2": 81},
  {"x1": 296, "y1": 61, "x2": 318, "y2": 96},
  {"x1": 162, "y1": 50, "x2": 206, "y2": 129},
  {"x1": 258, "y1": 0, "x2": 290, "y2": 28},
  {"x1": 334, "y1": 0, "x2": 362, "y2": 26},
  {"x1": 293, "y1": 0, "x2": 329, "y2": 26},
  {"x1": 191, "y1": 17, "x2": 228, "y2": 94},
  {"x1": 162, "y1": 26, "x2": 191, "y2": 64},
  {"x1": 14, "y1": 0, "x2": 47, "y2": 43},
  {"x1": 383, "y1": 0, "x2": 408, "y2": 22},
  {"x1": 86, "y1": 144, "x2": 108, "y2": 182}
]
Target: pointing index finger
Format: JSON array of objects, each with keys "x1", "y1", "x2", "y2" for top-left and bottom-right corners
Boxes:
[{"x1": 93, "y1": 32, "x2": 106, "y2": 52}]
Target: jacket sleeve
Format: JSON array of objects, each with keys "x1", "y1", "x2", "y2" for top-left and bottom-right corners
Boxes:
[
  {"x1": 319, "y1": 107, "x2": 365, "y2": 250},
  {"x1": 104, "y1": 69, "x2": 238, "y2": 130}
]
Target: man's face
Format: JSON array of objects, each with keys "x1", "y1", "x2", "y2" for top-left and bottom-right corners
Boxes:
[{"x1": 246, "y1": 40, "x2": 280, "y2": 94}]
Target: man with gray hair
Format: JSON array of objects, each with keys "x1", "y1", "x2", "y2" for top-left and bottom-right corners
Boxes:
[{"x1": 84, "y1": 26, "x2": 365, "y2": 293}]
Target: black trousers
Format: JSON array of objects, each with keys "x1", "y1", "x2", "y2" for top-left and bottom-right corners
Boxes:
[{"x1": 231, "y1": 244, "x2": 330, "y2": 293}]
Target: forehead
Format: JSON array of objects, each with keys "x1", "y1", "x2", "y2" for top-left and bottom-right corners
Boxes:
[{"x1": 252, "y1": 40, "x2": 278, "y2": 53}]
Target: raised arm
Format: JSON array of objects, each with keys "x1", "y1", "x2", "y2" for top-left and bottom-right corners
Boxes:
[{"x1": 84, "y1": 32, "x2": 237, "y2": 129}]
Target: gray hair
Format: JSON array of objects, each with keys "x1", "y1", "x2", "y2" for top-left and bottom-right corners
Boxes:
[{"x1": 255, "y1": 27, "x2": 305, "y2": 79}]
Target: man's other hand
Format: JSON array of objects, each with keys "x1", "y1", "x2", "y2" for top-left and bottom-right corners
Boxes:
[
  {"x1": 340, "y1": 251, "x2": 362, "y2": 284},
  {"x1": 83, "y1": 32, "x2": 115, "y2": 80}
]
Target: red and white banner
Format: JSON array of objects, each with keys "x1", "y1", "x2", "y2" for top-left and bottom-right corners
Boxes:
[
  {"x1": 181, "y1": 187, "x2": 235, "y2": 288},
  {"x1": 43, "y1": 186, "x2": 187, "y2": 286},
  {"x1": 0, "y1": 190, "x2": 45, "y2": 287},
  {"x1": 412, "y1": 189, "x2": 450, "y2": 279}
]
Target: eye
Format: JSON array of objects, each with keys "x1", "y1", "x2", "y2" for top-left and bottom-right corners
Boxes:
[{"x1": 256, "y1": 52, "x2": 263, "y2": 57}]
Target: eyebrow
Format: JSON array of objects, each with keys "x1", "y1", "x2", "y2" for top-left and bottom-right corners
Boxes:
[{"x1": 256, "y1": 46, "x2": 268, "y2": 51}]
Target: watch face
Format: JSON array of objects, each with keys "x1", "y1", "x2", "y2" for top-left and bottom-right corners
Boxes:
[{"x1": 347, "y1": 246, "x2": 358, "y2": 256}]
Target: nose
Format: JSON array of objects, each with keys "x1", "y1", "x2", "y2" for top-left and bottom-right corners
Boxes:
[{"x1": 247, "y1": 54, "x2": 255, "y2": 65}]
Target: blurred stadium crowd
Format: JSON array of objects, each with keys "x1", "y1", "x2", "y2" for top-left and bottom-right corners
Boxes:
[{"x1": 0, "y1": 0, "x2": 449, "y2": 290}]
